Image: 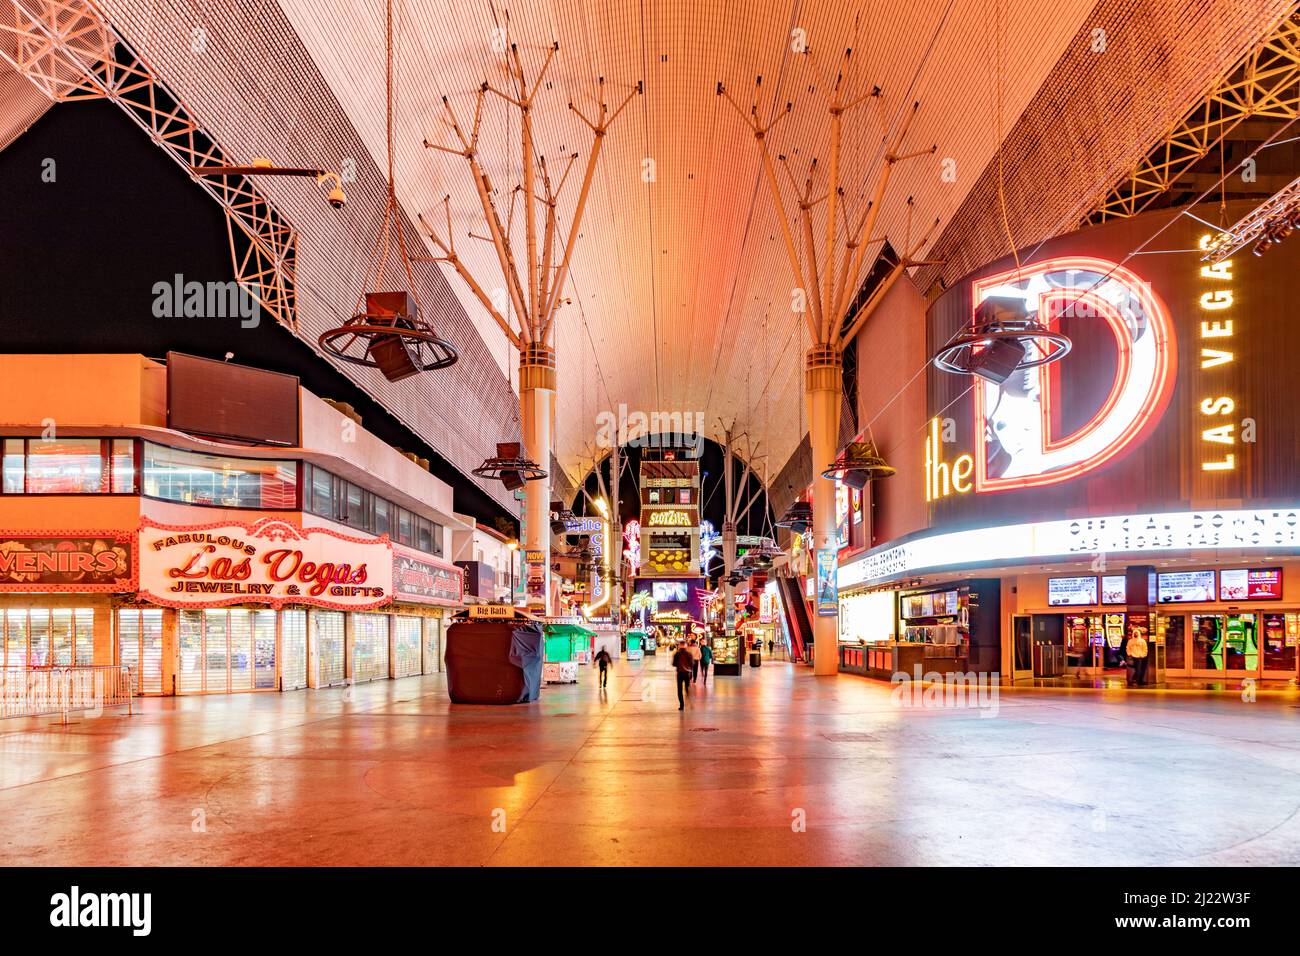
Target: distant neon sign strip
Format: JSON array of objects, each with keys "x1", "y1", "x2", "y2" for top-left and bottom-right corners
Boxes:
[{"x1": 839, "y1": 506, "x2": 1300, "y2": 589}]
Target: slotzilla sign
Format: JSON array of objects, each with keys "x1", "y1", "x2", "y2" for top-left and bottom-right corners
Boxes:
[{"x1": 139, "y1": 518, "x2": 392, "y2": 609}]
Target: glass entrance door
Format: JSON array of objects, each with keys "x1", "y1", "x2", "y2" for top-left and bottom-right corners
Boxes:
[
  {"x1": 1261, "y1": 613, "x2": 1298, "y2": 678},
  {"x1": 1191, "y1": 613, "x2": 1260, "y2": 677},
  {"x1": 1012, "y1": 615, "x2": 1032, "y2": 680}
]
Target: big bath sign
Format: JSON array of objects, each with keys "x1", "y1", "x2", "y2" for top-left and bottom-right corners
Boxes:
[{"x1": 138, "y1": 517, "x2": 392, "y2": 610}]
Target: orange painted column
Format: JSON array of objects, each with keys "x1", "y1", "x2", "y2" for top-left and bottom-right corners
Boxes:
[{"x1": 806, "y1": 346, "x2": 842, "y2": 676}]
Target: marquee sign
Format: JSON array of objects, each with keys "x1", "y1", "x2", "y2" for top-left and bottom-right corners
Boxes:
[
  {"x1": 645, "y1": 508, "x2": 697, "y2": 528},
  {"x1": 840, "y1": 505, "x2": 1300, "y2": 589},
  {"x1": 138, "y1": 518, "x2": 392, "y2": 610},
  {"x1": 0, "y1": 531, "x2": 135, "y2": 592}
]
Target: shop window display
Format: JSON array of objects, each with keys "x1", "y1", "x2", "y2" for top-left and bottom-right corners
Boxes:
[
  {"x1": 1, "y1": 438, "x2": 136, "y2": 495},
  {"x1": 143, "y1": 443, "x2": 297, "y2": 509}
]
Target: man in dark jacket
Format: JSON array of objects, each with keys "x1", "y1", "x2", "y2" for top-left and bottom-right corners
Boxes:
[
  {"x1": 593, "y1": 647, "x2": 613, "y2": 689},
  {"x1": 672, "y1": 644, "x2": 694, "y2": 710}
]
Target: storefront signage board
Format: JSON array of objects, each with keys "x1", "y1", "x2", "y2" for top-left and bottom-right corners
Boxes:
[
  {"x1": 840, "y1": 506, "x2": 1300, "y2": 590},
  {"x1": 0, "y1": 531, "x2": 135, "y2": 592},
  {"x1": 393, "y1": 549, "x2": 463, "y2": 605},
  {"x1": 138, "y1": 518, "x2": 392, "y2": 610}
]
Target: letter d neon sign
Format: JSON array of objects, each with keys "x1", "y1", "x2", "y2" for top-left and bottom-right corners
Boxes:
[{"x1": 972, "y1": 257, "x2": 1176, "y2": 492}]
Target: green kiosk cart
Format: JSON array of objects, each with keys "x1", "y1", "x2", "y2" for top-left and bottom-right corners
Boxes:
[
  {"x1": 543, "y1": 621, "x2": 595, "y2": 684},
  {"x1": 625, "y1": 629, "x2": 647, "y2": 661}
]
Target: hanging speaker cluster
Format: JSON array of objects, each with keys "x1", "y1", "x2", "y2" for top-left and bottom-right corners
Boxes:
[
  {"x1": 472, "y1": 442, "x2": 546, "y2": 491},
  {"x1": 775, "y1": 501, "x2": 813, "y2": 534},
  {"x1": 740, "y1": 537, "x2": 784, "y2": 571},
  {"x1": 317, "y1": 0, "x2": 457, "y2": 382},
  {"x1": 320, "y1": 292, "x2": 458, "y2": 382},
  {"x1": 550, "y1": 501, "x2": 576, "y2": 535},
  {"x1": 822, "y1": 440, "x2": 897, "y2": 490},
  {"x1": 932, "y1": 295, "x2": 1071, "y2": 384}
]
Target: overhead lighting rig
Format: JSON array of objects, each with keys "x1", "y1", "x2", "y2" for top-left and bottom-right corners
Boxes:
[
  {"x1": 317, "y1": 0, "x2": 458, "y2": 381},
  {"x1": 775, "y1": 501, "x2": 813, "y2": 535},
  {"x1": 1199, "y1": 175, "x2": 1300, "y2": 262}
]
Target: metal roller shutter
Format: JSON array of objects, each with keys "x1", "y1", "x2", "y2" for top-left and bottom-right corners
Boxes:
[
  {"x1": 351, "y1": 613, "x2": 389, "y2": 683},
  {"x1": 116, "y1": 608, "x2": 164, "y2": 695},
  {"x1": 281, "y1": 610, "x2": 307, "y2": 690},
  {"x1": 177, "y1": 609, "x2": 275, "y2": 694},
  {"x1": 393, "y1": 616, "x2": 421, "y2": 678},
  {"x1": 422, "y1": 618, "x2": 441, "y2": 674},
  {"x1": 313, "y1": 611, "x2": 346, "y2": 686}
]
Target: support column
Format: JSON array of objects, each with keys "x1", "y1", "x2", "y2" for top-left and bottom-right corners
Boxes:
[
  {"x1": 520, "y1": 345, "x2": 557, "y2": 615},
  {"x1": 609, "y1": 438, "x2": 622, "y2": 626},
  {"x1": 806, "y1": 346, "x2": 843, "y2": 675}
]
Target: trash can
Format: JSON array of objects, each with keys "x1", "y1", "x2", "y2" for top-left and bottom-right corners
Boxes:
[{"x1": 749, "y1": 651, "x2": 762, "y2": 667}]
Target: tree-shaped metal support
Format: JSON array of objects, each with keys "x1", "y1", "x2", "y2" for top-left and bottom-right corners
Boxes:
[
  {"x1": 420, "y1": 38, "x2": 639, "y2": 614},
  {"x1": 719, "y1": 45, "x2": 938, "y2": 674}
]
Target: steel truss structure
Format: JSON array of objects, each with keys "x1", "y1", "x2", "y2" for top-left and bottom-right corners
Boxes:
[
  {"x1": 1085, "y1": 10, "x2": 1300, "y2": 225},
  {"x1": 0, "y1": 0, "x2": 298, "y2": 331}
]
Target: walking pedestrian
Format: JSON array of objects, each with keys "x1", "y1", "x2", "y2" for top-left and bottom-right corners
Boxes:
[
  {"x1": 593, "y1": 646, "x2": 613, "y2": 690},
  {"x1": 672, "y1": 642, "x2": 693, "y2": 710},
  {"x1": 699, "y1": 640, "x2": 712, "y2": 684},
  {"x1": 688, "y1": 638, "x2": 702, "y2": 683},
  {"x1": 1126, "y1": 628, "x2": 1150, "y2": 687}
]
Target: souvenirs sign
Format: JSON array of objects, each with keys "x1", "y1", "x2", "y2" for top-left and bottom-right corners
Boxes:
[
  {"x1": 0, "y1": 531, "x2": 135, "y2": 592},
  {"x1": 139, "y1": 517, "x2": 392, "y2": 610}
]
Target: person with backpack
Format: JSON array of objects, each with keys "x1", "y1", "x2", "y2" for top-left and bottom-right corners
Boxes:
[
  {"x1": 593, "y1": 646, "x2": 613, "y2": 690},
  {"x1": 672, "y1": 642, "x2": 694, "y2": 710},
  {"x1": 699, "y1": 640, "x2": 713, "y2": 684}
]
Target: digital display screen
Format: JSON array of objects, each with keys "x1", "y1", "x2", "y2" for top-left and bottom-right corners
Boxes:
[
  {"x1": 1101, "y1": 574, "x2": 1127, "y2": 605},
  {"x1": 1219, "y1": 567, "x2": 1282, "y2": 601},
  {"x1": 652, "y1": 581, "x2": 688, "y2": 602},
  {"x1": 1157, "y1": 570, "x2": 1215, "y2": 603},
  {"x1": 1047, "y1": 576, "x2": 1098, "y2": 606}
]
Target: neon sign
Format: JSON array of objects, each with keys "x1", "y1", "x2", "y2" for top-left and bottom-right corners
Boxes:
[
  {"x1": 969, "y1": 257, "x2": 1176, "y2": 492},
  {"x1": 647, "y1": 509, "x2": 691, "y2": 527},
  {"x1": 1196, "y1": 235, "x2": 1237, "y2": 472},
  {"x1": 924, "y1": 416, "x2": 974, "y2": 500}
]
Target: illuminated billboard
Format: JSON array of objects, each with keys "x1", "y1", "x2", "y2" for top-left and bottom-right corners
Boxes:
[{"x1": 923, "y1": 200, "x2": 1300, "y2": 531}]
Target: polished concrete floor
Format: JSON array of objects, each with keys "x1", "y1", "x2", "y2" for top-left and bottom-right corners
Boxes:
[{"x1": 1, "y1": 654, "x2": 1298, "y2": 866}]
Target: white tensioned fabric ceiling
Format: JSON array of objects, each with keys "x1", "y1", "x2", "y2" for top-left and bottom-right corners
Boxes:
[{"x1": 90, "y1": 0, "x2": 1288, "y2": 497}]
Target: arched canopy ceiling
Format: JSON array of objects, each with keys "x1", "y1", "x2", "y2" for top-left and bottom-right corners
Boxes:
[
  {"x1": 273, "y1": 0, "x2": 1097, "y2": 479},
  {"x1": 77, "y1": 0, "x2": 1294, "y2": 496}
]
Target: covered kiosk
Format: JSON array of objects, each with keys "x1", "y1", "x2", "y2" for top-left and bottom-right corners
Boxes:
[
  {"x1": 625, "y1": 629, "x2": 647, "y2": 661},
  {"x1": 445, "y1": 605, "x2": 543, "y2": 704},
  {"x1": 542, "y1": 619, "x2": 594, "y2": 684}
]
